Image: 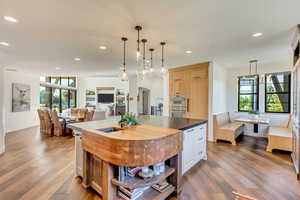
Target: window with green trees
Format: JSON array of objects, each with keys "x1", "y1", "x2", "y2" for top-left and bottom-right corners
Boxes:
[
  {"x1": 40, "y1": 76, "x2": 77, "y2": 112},
  {"x1": 238, "y1": 75, "x2": 259, "y2": 112},
  {"x1": 265, "y1": 72, "x2": 291, "y2": 113}
]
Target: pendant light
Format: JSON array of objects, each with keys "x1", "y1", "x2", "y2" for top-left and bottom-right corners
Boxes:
[
  {"x1": 160, "y1": 42, "x2": 167, "y2": 73},
  {"x1": 121, "y1": 37, "x2": 128, "y2": 81},
  {"x1": 141, "y1": 39, "x2": 148, "y2": 75},
  {"x1": 135, "y1": 26, "x2": 142, "y2": 62},
  {"x1": 149, "y1": 48, "x2": 154, "y2": 72}
]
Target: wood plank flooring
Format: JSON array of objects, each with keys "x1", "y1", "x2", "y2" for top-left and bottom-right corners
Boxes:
[{"x1": 0, "y1": 127, "x2": 300, "y2": 200}]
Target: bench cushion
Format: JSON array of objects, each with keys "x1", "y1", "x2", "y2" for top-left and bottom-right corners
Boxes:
[
  {"x1": 219, "y1": 122, "x2": 243, "y2": 132},
  {"x1": 269, "y1": 127, "x2": 292, "y2": 138}
]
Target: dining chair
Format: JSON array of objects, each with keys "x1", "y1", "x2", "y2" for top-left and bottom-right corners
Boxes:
[
  {"x1": 42, "y1": 109, "x2": 53, "y2": 136},
  {"x1": 78, "y1": 109, "x2": 88, "y2": 122},
  {"x1": 92, "y1": 110, "x2": 106, "y2": 121},
  {"x1": 51, "y1": 111, "x2": 63, "y2": 136},
  {"x1": 85, "y1": 110, "x2": 95, "y2": 121},
  {"x1": 37, "y1": 109, "x2": 45, "y2": 133},
  {"x1": 71, "y1": 108, "x2": 79, "y2": 115}
]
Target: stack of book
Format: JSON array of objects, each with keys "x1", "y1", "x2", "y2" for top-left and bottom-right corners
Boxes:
[
  {"x1": 127, "y1": 167, "x2": 142, "y2": 177},
  {"x1": 152, "y1": 181, "x2": 173, "y2": 193},
  {"x1": 118, "y1": 186, "x2": 149, "y2": 200}
]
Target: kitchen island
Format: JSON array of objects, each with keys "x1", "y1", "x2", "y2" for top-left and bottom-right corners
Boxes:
[{"x1": 68, "y1": 115, "x2": 207, "y2": 200}]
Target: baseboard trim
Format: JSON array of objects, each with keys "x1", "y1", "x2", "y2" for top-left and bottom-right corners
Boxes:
[{"x1": 6, "y1": 125, "x2": 39, "y2": 135}]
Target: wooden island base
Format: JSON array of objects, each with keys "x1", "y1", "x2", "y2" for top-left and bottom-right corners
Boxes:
[{"x1": 79, "y1": 124, "x2": 183, "y2": 200}]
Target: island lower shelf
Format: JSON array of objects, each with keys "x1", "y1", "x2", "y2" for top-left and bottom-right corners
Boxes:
[
  {"x1": 116, "y1": 185, "x2": 175, "y2": 200},
  {"x1": 111, "y1": 166, "x2": 175, "y2": 189}
]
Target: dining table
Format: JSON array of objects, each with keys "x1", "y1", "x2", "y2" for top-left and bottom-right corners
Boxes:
[
  {"x1": 57, "y1": 113, "x2": 85, "y2": 134},
  {"x1": 58, "y1": 112, "x2": 84, "y2": 121},
  {"x1": 235, "y1": 116, "x2": 270, "y2": 133}
]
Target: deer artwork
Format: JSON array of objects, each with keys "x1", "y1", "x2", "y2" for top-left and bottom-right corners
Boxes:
[{"x1": 12, "y1": 83, "x2": 31, "y2": 112}]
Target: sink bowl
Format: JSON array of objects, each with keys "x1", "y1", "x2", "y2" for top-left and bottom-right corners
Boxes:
[{"x1": 96, "y1": 127, "x2": 123, "y2": 133}]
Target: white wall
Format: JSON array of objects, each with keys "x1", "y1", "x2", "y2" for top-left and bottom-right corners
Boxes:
[
  {"x1": 0, "y1": 66, "x2": 4, "y2": 153},
  {"x1": 128, "y1": 73, "x2": 164, "y2": 115},
  {"x1": 226, "y1": 63, "x2": 292, "y2": 136},
  {"x1": 4, "y1": 71, "x2": 40, "y2": 133},
  {"x1": 77, "y1": 76, "x2": 129, "y2": 110},
  {"x1": 128, "y1": 75, "x2": 138, "y2": 115},
  {"x1": 208, "y1": 62, "x2": 228, "y2": 141},
  {"x1": 137, "y1": 73, "x2": 164, "y2": 106}
]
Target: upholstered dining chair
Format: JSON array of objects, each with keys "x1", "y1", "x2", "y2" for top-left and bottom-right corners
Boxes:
[
  {"x1": 78, "y1": 108, "x2": 88, "y2": 122},
  {"x1": 70, "y1": 108, "x2": 78, "y2": 115},
  {"x1": 42, "y1": 109, "x2": 53, "y2": 136},
  {"x1": 84, "y1": 110, "x2": 95, "y2": 121},
  {"x1": 92, "y1": 110, "x2": 106, "y2": 121},
  {"x1": 37, "y1": 109, "x2": 45, "y2": 133},
  {"x1": 51, "y1": 111, "x2": 63, "y2": 136}
]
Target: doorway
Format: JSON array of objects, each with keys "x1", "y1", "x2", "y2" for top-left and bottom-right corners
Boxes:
[{"x1": 138, "y1": 87, "x2": 150, "y2": 115}]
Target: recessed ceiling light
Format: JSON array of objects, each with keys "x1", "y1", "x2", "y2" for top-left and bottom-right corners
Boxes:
[
  {"x1": 185, "y1": 50, "x2": 192, "y2": 54},
  {"x1": 55, "y1": 67, "x2": 61, "y2": 70},
  {"x1": 74, "y1": 57, "x2": 81, "y2": 61},
  {"x1": 99, "y1": 46, "x2": 107, "y2": 50},
  {"x1": 0, "y1": 42, "x2": 10, "y2": 46},
  {"x1": 252, "y1": 33, "x2": 263, "y2": 37},
  {"x1": 4, "y1": 16, "x2": 18, "y2": 23},
  {"x1": 146, "y1": 60, "x2": 150, "y2": 63}
]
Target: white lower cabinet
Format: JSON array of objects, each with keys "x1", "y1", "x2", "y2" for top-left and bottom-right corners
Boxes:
[{"x1": 182, "y1": 123, "x2": 207, "y2": 175}]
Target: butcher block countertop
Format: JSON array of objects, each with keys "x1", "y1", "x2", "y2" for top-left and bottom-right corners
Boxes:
[{"x1": 68, "y1": 115, "x2": 208, "y2": 132}]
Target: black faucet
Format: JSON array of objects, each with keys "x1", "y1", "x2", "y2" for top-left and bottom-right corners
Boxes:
[{"x1": 118, "y1": 112, "x2": 127, "y2": 128}]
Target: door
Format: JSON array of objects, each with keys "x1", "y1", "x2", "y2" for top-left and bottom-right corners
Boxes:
[{"x1": 188, "y1": 69, "x2": 208, "y2": 119}]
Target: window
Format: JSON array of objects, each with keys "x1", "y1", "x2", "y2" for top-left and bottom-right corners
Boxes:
[
  {"x1": 51, "y1": 77, "x2": 61, "y2": 85},
  {"x1": 69, "y1": 77, "x2": 76, "y2": 87},
  {"x1": 39, "y1": 86, "x2": 51, "y2": 109},
  {"x1": 69, "y1": 90, "x2": 77, "y2": 108},
  {"x1": 52, "y1": 88, "x2": 60, "y2": 112},
  {"x1": 238, "y1": 75, "x2": 259, "y2": 112},
  {"x1": 40, "y1": 76, "x2": 77, "y2": 112},
  {"x1": 61, "y1": 77, "x2": 69, "y2": 87},
  {"x1": 265, "y1": 72, "x2": 291, "y2": 113}
]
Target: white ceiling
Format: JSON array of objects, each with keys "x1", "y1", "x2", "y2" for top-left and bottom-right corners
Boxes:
[{"x1": 0, "y1": 0, "x2": 299, "y2": 76}]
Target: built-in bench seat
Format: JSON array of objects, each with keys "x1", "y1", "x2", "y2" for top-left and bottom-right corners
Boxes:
[
  {"x1": 267, "y1": 117, "x2": 292, "y2": 152},
  {"x1": 213, "y1": 112, "x2": 244, "y2": 145}
]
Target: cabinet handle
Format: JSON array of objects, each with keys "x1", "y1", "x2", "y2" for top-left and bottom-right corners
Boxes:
[{"x1": 187, "y1": 98, "x2": 190, "y2": 112}]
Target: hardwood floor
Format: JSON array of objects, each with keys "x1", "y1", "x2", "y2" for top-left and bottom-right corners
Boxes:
[{"x1": 1, "y1": 127, "x2": 300, "y2": 200}]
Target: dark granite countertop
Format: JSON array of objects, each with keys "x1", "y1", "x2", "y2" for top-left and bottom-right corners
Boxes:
[{"x1": 68, "y1": 115, "x2": 207, "y2": 132}]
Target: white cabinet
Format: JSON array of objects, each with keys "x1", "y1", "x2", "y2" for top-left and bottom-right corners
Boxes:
[{"x1": 182, "y1": 123, "x2": 207, "y2": 175}]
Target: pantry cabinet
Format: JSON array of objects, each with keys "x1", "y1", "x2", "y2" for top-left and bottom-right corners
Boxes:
[{"x1": 169, "y1": 62, "x2": 209, "y2": 119}]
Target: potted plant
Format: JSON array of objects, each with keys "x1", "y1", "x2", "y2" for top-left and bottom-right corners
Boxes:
[
  {"x1": 108, "y1": 103, "x2": 115, "y2": 116},
  {"x1": 118, "y1": 112, "x2": 139, "y2": 127}
]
